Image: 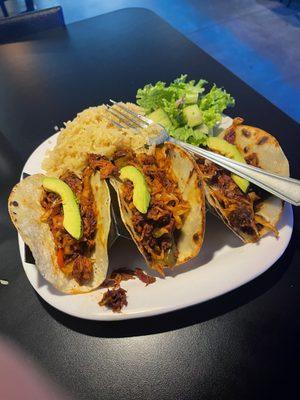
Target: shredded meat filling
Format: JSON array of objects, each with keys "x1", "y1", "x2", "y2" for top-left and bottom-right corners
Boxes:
[
  {"x1": 99, "y1": 288, "x2": 128, "y2": 313},
  {"x1": 99, "y1": 267, "x2": 156, "y2": 312},
  {"x1": 59, "y1": 171, "x2": 82, "y2": 197},
  {"x1": 228, "y1": 207, "x2": 254, "y2": 230},
  {"x1": 40, "y1": 169, "x2": 97, "y2": 285},
  {"x1": 87, "y1": 147, "x2": 190, "y2": 274},
  {"x1": 87, "y1": 154, "x2": 119, "y2": 178},
  {"x1": 135, "y1": 268, "x2": 156, "y2": 286},
  {"x1": 197, "y1": 158, "x2": 259, "y2": 239},
  {"x1": 121, "y1": 147, "x2": 190, "y2": 273},
  {"x1": 100, "y1": 267, "x2": 156, "y2": 289},
  {"x1": 72, "y1": 255, "x2": 93, "y2": 285},
  {"x1": 197, "y1": 157, "x2": 277, "y2": 239}
]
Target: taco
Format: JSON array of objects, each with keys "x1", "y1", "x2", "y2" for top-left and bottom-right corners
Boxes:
[
  {"x1": 197, "y1": 118, "x2": 289, "y2": 243},
  {"x1": 8, "y1": 168, "x2": 111, "y2": 293},
  {"x1": 86, "y1": 142, "x2": 206, "y2": 275}
]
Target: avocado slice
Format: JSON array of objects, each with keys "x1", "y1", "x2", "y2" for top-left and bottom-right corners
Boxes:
[
  {"x1": 183, "y1": 104, "x2": 203, "y2": 128},
  {"x1": 230, "y1": 174, "x2": 249, "y2": 194},
  {"x1": 148, "y1": 108, "x2": 172, "y2": 130},
  {"x1": 120, "y1": 166, "x2": 150, "y2": 214},
  {"x1": 206, "y1": 137, "x2": 250, "y2": 193},
  {"x1": 42, "y1": 177, "x2": 82, "y2": 239}
]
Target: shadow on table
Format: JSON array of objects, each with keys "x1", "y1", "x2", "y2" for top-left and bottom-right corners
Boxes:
[
  {"x1": 0, "y1": 131, "x2": 22, "y2": 195},
  {"x1": 38, "y1": 227, "x2": 296, "y2": 338},
  {"x1": 0, "y1": 131, "x2": 23, "y2": 244}
]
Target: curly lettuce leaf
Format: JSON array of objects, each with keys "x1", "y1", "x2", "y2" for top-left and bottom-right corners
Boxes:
[
  {"x1": 136, "y1": 81, "x2": 174, "y2": 114},
  {"x1": 161, "y1": 99, "x2": 180, "y2": 128},
  {"x1": 199, "y1": 85, "x2": 235, "y2": 128},
  {"x1": 136, "y1": 75, "x2": 207, "y2": 116},
  {"x1": 136, "y1": 75, "x2": 235, "y2": 147},
  {"x1": 171, "y1": 74, "x2": 207, "y2": 98},
  {"x1": 170, "y1": 125, "x2": 208, "y2": 146}
]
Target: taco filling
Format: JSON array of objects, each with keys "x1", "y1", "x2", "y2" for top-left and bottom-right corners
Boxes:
[
  {"x1": 196, "y1": 158, "x2": 279, "y2": 242},
  {"x1": 40, "y1": 168, "x2": 97, "y2": 285},
  {"x1": 87, "y1": 147, "x2": 191, "y2": 274}
]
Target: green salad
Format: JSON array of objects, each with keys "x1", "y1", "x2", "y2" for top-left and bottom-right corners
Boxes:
[{"x1": 136, "y1": 74, "x2": 235, "y2": 146}]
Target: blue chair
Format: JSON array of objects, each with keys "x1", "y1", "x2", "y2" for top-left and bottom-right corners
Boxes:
[
  {"x1": 1, "y1": 0, "x2": 35, "y2": 17},
  {"x1": 0, "y1": 6, "x2": 65, "y2": 44},
  {"x1": 0, "y1": 0, "x2": 8, "y2": 18}
]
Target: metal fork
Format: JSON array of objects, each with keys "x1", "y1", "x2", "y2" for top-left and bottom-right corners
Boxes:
[{"x1": 105, "y1": 100, "x2": 300, "y2": 206}]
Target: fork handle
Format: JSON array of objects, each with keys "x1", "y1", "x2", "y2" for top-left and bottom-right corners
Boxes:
[{"x1": 172, "y1": 138, "x2": 300, "y2": 206}]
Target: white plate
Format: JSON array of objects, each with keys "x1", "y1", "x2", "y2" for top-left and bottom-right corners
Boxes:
[{"x1": 19, "y1": 121, "x2": 293, "y2": 320}]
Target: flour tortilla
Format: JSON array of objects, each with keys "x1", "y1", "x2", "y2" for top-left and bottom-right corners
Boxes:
[
  {"x1": 209, "y1": 118, "x2": 290, "y2": 241},
  {"x1": 8, "y1": 173, "x2": 110, "y2": 293},
  {"x1": 111, "y1": 142, "x2": 206, "y2": 272}
]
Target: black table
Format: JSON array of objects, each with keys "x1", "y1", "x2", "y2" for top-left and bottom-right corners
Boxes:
[{"x1": 0, "y1": 8, "x2": 299, "y2": 400}]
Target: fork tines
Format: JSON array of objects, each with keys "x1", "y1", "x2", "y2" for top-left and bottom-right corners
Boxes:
[{"x1": 105, "y1": 100, "x2": 152, "y2": 131}]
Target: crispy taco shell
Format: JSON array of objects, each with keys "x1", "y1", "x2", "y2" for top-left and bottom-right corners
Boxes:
[
  {"x1": 202, "y1": 118, "x2": 289, "y2": 242},
  {"x1": 8, "y1": 173, "x2": 110, "y2": 293},
  {"x1": 111, "y1": 142, "x2": 206, "y2": 273}
]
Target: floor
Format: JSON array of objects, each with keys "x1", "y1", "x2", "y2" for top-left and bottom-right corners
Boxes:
[{"x1": 2, "y1": 0, "x2": 300, "y2": 123}]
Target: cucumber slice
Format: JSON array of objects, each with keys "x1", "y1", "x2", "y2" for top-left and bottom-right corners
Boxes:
[
  {"x1": 148, "y1": 108, "x2": 172, "y2": 130},
  {"x1": 183, "y1": 105, "x2": 203, "y2": 128},
  {"x1": 185, "y1": 91, "x2": 199, "y2": 104}
]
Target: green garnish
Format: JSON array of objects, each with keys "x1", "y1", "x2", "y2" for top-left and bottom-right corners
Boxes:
[{"x1": 136, "y1": 74, "x2": 235, "y2": 147}]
